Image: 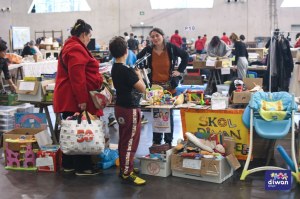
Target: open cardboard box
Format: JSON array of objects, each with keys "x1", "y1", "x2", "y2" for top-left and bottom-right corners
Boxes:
[
  {"x1": 16, "y1": 80, "x2": 55, "y2": 102},
  {"x1": 232, "y1": 78, "x2": 263, "y2": 104}
]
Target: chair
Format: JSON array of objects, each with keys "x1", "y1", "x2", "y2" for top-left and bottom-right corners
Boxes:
[{"x1": 240, "y1": 91, "x2": 300, "y2": 182}]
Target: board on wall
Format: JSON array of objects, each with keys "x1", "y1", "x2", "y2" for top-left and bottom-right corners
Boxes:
[{"x1": 12, "y1": 27, "x2": 30, "y2": 50}]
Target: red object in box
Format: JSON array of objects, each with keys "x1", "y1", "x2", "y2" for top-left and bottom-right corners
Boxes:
[{"x1": 36, "y1": 149, "x2": 61, "y2": 172}]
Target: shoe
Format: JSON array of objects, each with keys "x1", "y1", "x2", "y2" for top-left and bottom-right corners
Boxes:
[
  {"x1": 108, "y1": 116, "x2": 117, "y2": 127},
  {"x1": 121, "y1": 172, "x2": 146, "y2": 185},
  {"x1": 75, "y1": 169, "x2": 102, "y2": 176},
  {"x1": 63, "y1": 168, "x2": 75, "y2": 173},
  {"x1": 118, "y1": 168, "x2": 140, "y2": 178},
  {"x1": 141, "y1": 115, "x2": 148, "y2": 125}
]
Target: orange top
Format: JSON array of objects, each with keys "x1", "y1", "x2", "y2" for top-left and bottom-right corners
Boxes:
[{"x1": 151, "y1": 50, "x2": 170, "y2": 83}]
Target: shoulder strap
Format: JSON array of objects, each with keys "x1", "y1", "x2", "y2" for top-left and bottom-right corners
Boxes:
[{"x1": 59, "y1": 50, "x2": 68, "y2": 73}]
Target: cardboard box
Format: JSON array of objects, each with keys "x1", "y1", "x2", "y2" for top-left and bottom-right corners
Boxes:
[
  {"x1": 36, "y1": 146, "x2": 61, "y2": 172},
  {"x1": 182, "y1": 75, "x2": 203, "y2": 85},
  {"x1": 243, "y1": 78, "x2": 263, "y2": 90},
  {"x1": 171, "y1": 155, "x2": 233, "y2": 183},
  {"x1": 16, "y1": 80, "x2": 55, "y2": 102},
  {"x1": 3, "y1": 128, "x2": 50, "y2": 151},
  {"x1": 232, "y1": 91, "x2": 251, "y2": 104},
  {"x1": 193, "y1": 61, "x2": 206, "y2": 69},
  {"x1": 139, "y1": 148, "x2": 173, "y2": 177},
  {"x1": 232, "y1": 78, "x2": 263, "y2": 104}
]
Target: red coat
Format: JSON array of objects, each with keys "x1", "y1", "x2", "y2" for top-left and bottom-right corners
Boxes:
[
  {"x1": 221, "y1": 35, "x2": 231, "y2": 45},
  {"x1": 54, "y1": 36, "x2": 103, "y2": 116},
  {"x1": 170, "y1": 33, "x2": 183, "y2": 48},
  {"x1": 295, "y1": 39, "x2": 300, "y2": 48},
  {"x1": 195, "y1": 39, "x2": 204, "y2": 51}
]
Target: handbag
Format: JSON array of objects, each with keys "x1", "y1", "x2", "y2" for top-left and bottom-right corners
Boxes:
[
  {"x1": 89, "y1": 84, "x2": 113, "y2": 109},
  {"x1": 59, "y1": 111, "x2": 105, "y2": 155}
]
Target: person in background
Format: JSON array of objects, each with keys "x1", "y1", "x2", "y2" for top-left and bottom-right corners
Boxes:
[
  {"x1": 21, "y1": 41, "x2": 35, "y2": 57},
  {"x1": 0, "y1": 42, "x2": 17, "y2": 92},
  {"x1": 54, "y1": 19, "x2": 103, "y2": 176},
  {"x1": 109, "y1": 36, "x2": 146, "y2": 185},
  {"x1": 201, "y1": 34, "x2": 207, "y2": 46},
  {"x1": 230, "y1": 33, "x2": 249, "y2": 79},
  {"x1": 207, "y1": 36, "x2": 231, "y2": 57},
  {"x1": 31, "y1": 40, "x2": 42, "y2": 59},
  {"x1": 221, "y1": 32, "x2": 231, "y2": 45},
  {"x1": 124, "y1": 32, "x2": 129, "y2": 42},
  {"x1": 137, "y1": 27, "x2": 188, "y2": 146},
  {"x1": 195, "y1": 36, "x2": 205, "y2": 54},
  {"x1": 170, "y1": 30, "x2": 183, "y2": 48},
  {"x1": 294, "y1": 33, "x2": 300, "y2": 48},
  {"x1": 127, "y1": 33, "x2": 139, "y2": 54},
  {"x1": 239, "y1": 34, "x2": 246, "y2": 42}
]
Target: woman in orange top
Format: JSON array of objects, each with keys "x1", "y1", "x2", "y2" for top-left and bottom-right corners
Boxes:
[{"x1": 137, "y1": 28, "x2": 188, "y2": 146}]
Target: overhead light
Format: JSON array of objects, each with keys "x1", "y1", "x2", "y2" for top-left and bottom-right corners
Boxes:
[
  {"x1": 150, "y1": 0, "x2": 214, "y2": 9},
  {"x1": 281, "y1": 0, "x2": 300, "y2": 7}
]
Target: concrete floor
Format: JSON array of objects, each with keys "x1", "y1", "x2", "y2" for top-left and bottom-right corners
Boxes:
[{"x1": 0, "y1": 109, "x2": 299, "y2": 199}]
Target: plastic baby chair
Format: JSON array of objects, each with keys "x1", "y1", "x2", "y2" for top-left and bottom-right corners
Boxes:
[{"x1": 240, "y1": 91, "x2": 300, "y2": 182}]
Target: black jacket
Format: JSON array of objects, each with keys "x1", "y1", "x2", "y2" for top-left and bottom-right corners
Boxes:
[{"x1": 137, "y1": 42, "x2": 188, "y2": 84}]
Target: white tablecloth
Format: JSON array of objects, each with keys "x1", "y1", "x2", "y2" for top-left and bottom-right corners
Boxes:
[{"x1": 9, "y1": 60, "x2": 58, "y2": 77}]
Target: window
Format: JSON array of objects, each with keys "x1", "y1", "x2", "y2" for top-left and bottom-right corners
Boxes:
[
  {"x1": 281, "y1": 0, "x2": 300, "y2": 7},
  {"x1": 28, "y1": 0, "x2": 91, "y2": 13},
  {"x1": 150, "y1": 0, "x2": 214, "y2": 9}
]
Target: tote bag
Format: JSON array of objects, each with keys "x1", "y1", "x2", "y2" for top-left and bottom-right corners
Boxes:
[
  {"x1": 89, "y1": 86, "x2": 113, "y2": 109},
  {"x1": 60, "y1": 111, "x2": 105, "y2": 155}
]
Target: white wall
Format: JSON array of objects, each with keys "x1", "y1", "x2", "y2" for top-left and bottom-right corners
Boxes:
[{"x1": 0, "y1": 0, "x2": 299, "y2": 49}]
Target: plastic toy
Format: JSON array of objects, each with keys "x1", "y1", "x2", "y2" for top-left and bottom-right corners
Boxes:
[
  {"x1": 5, "y1": 139, "x2": 38, "y2": 171},
  {"x1": 98, "y1": 148, "x2": 119, "y2": 169}
]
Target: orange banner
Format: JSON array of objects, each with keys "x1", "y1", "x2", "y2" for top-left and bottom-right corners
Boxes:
[{"x1": 180, "y1": 108, "x2": 249, "y2": 160}]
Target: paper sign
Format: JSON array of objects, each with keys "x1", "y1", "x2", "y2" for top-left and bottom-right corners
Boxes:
[
  {"x1": 152, "y1": 108, "x2": 171, "y2": 133},
  {"x1": 221, "y1": 67, "x2": 230, "y2": 75},
  {"x1": 182, "y1": 159, "x2": 201, "y2": 170},
  {"x1": 19, "y1": 81, "x2": 35, "y2": 91},
  {"x1": 206, "y1": 59, "x2": 216, "y2": 67},
  {"x1": 36, "y1": 157, "x2": 54, "y2": 167}
]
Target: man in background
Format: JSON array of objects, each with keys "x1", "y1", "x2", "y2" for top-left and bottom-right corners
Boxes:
[{"x1": 170, "y1": 30, "x2": 183, "y2": 48}]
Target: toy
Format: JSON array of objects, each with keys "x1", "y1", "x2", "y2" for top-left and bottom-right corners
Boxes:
[
  {"x1": 234, "y1": 79, "x2": 244, "y2": 92},
  {"x1": 185, "y1": 132, "x2": 214, "y2": 152},
  {"x1": 213, "y1": 144, "x2": 226, "y2": 156},
  {"x1": 5, "y1": 139, "x2": 38, "y2": 171},
  {"x1": 98, "y1": 148, "x2": 119, "y2": 169}
]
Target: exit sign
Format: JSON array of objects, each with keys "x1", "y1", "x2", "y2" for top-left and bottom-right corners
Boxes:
[{"x1": 140, "y1": 11, "x2": 145, "y2": 15}]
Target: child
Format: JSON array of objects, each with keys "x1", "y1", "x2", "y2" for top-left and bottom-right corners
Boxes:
[{"x1": 109, "y1": 36, "x2": 146, "y2": 185}]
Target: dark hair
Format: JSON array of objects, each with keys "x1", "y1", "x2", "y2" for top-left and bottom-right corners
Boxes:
[
  {"x1": 149, "y1": 27, "x2": 165, "y2": 36},
  {"x1": 109, "y1": 36, "x2": 127, "y2": 58},
  {"x1": 149, "y1": 28, "x2": 166, "y2": 48},
  {"x1": 296, "y1": 33, "x2": 300, "y2": 40},
  {"x1": 223, "y1": 32, "x2": 226, "y2": 35},
  {"x1": 210, "y1": 36, "x2": 221, "y2": 47},
  {"x1": 124, "y1": 32, "x2": 128, "y2": 36},
  {"x1": 240, "y1": 34, "x2": 245, "y2": 41},
  {"x1": 70, "y1": 19, "x2": 92, "y2": 37},
  {"x1": 198, "y1": 36, "x2": 201, "y2": 39},
  {"x1": 204, "y1": 34, "x2": 207, "y2": 37},
  {"x1": 0, "y1": 42, "x2": 7, "y2": 51},
  {"x1": 175, "y1": 30, "x2": 179, "y2": 34},
  {"x1": 130, "y1": 33, "x2": 134, "y2": 37}
]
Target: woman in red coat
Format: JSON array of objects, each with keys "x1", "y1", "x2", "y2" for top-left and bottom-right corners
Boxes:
[{"x1": 54, "y1": 19, "x2": 103, "y2": 176}]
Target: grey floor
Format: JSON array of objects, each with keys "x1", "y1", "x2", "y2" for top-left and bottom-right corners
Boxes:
[{"x1": 0, "y1": 107, "x2": 299, "y2": 199}]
